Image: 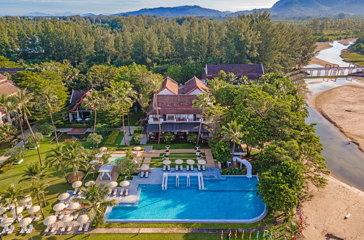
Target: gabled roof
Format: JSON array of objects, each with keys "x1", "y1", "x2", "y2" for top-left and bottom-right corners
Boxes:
[
  {"x1": 0, "y1": 80, "x2": 19, "y2": 96},
  {"x1": 160, "y1": 76, "x2": 179, "y2": 95},
  {"x1": 68, "y1": 89, "x2": 93, "y2": 112},
  {"x1": 0, "y1": 73, "x2": 7, "y2": 81},
  {"x1": 179, "y1": 76, "x2": 209, "y2": 95},
  {"x1": 147, "y1": 95, "x2": 201, "y2": 115},
  {"x1": 203, "y1": 64, "x2": 264, "y2": 80}
]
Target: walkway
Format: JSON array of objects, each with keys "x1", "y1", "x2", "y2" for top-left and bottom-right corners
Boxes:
[
  {"x1": 120, "y1": 126, "x2": 137, "y2": 145},
  {"x1": 90, "y1": 227, "x2": 263, "y2": 234}
]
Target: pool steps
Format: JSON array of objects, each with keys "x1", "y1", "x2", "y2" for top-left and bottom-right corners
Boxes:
[{"x1": 162, "y1": 173, "x2": 204, "y2": 190}]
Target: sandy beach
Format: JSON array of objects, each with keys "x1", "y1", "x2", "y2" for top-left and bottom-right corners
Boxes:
[
  {"x1": 315, "y1": 42, "x2": 333, "y2": 52},
  {"x1": 308, "y1": 42, "x2": 334, "y2": 66},
  {"x1": 303, "y1": 176, "x2": 364, "y2": 240},
  {"x1": 311, "y1": 84, "x2": 364, "y2": 151}
]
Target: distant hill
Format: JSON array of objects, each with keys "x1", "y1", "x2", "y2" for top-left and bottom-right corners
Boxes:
[{"x1": 113, "y1": 5, "x2": 229, "y2": 17}]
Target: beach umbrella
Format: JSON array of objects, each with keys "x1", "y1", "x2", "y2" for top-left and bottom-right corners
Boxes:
[
  {"x1": 43, "y1": 215, "x2": 57, "y2": 226},
  {"x1": 106, "y1": 181, "x2": 117, "y2": 188},
  {"x1": 99, "y1": 147, "x2": 107, "y2": 152},
  {"x1": 120, "y1": 181, "x2": 130, "y2": 187},
  {"x1": 10, "y1": 206, "x2": 24, "y2": 215},
  {"x1": 133, "y1": 146, "x2": 141, "y2": 151},
  {"x1": 20, "y1": 196, "x2": 32, "y2": 204},
  {"x1": 72, "y1": 181, "x2": 82, "y2": 189},
  {"x1": 67, "y1": 201, "x2": 80, "y2": 210},
  {"x1": 61, "y1": 215, "x2": 74, "y2": 223},
  {"x1": 28, "y1": 205, "x2": 40, "y2": 214},
  {"x1": 90, "y1": 160, "x2": 101, "y2": 165},
  {"x1": 1, "y1": 218, "x2": 14, "y2": 227},
  {"x1": 19, "y1": 217, "x2": 32, "y2": 227},
  {"x1": 77, "y1": 215, "x2": 89, "y2": 224},
  {"x1": 85, "y1": 181, "x2": 95, "y2": 187},
  {"x1": 94, "y1": 153, "x2": 103, "y2": 158},
  {"x1": 58, "y1": 192, "x2": 70, "y2": 201},
  {"x1": 53, "y1": 203, "x2": 66, "y2": 212}
]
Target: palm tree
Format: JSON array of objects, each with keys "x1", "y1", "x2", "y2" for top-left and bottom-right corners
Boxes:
[
  {"x1": 0, "y1": 94, "x2": 15, "y2": 124},
  {"x1": 150, "y1": 77, "x2": 163, "y2": 149},
  {"x1": 16, "y1": 89, "x2": 43, "y2": 166},
  {"x1": 84, "y1": 91, "x2": 103, "y2": 137},
  {"x1": 20, "y1": 162, "x2": 47, "y2": 182},
  {"x1": 221, "y1": 120, "x2": 244, "y2": 167},
  {"x1": 1, "y1": 184, "x2": 24, "y2": 220},
  {"x1": 193, "y1": 93, "x2": 214, "y2": 146},
  {"x1": 64, "y1": 142, "x2": 88, "y2": 181},
  {"x1": 43, "y1": 89, "x2": 61, "y2": 144},
  {"x1": 28, "y1": 180, "x2": 47, "y2": 219},
  {"x1": 46, "y1": 145, "x2": 70, "y2": 181},
  {"x1": 106, "y1": 81, "x2": 136, "y2": 145},
  {"x1": 72, "y1": 185, "x2": 117, "y2": 226},
  {"x1": 11, "y1": 95, "x2": 26, "y2": 147}
]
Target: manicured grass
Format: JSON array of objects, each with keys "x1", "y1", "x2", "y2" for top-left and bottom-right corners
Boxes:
[
  {"x1": 341, "y1": 51, "x2": 364, "y2": 66},
  {"x1": 149, "y1": 143, "x2": 208, "y2": 150},
  {"x1": 104, "y1": 130, "x2": 124, "y2": 147},
  {"x1": 0, "y1": 142, "x2": 11, "y2": 156},
  {"x1": 148, "y1": 152, "x2": 204, "y2": 168}
]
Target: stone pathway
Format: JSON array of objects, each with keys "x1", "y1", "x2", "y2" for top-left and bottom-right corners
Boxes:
[
  {"x1": 90, "y1": 227, "x2": 260, "y2": 234},
  {"x1": 121, "y1": 126, "x2": 138, "y2": 145}
]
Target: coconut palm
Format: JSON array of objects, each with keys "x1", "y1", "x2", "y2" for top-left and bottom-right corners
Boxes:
[
  {"x1": 43, "y1": 88, "x2": 61, "y2": 144},
  {"x1": 63, "y1": 142, "x2": 88, "y2": 181},
  {"x1": 193, "y1": 93, "x2": 214, "y2": 146},
  {"x1": 106, "y1": 80, "x2": 136, "y2": 145},
  {"x1": 221, "y1": 120, "x2": 244, "y2": 166},
  {"x1": 84, "y1": 91, "x2": 103, "y2": 136},
  {"x1": 16, "y1": 89, "x2": 43, "y2": 166},
  {"x1": 20, "y1": 162, "x2": 47, "y2": 182},
  {"x1": 46, "y1": 145, "x2": 70, "y2": 181},
  {"x1": 1, "y1": 184, "x2": 24, "y2": 220},
  {"x1": 72, "y1": 184, "x2": 117, "y2": 225},
  {"x1": 149, "y1": 77, "x2": 163, "y2": 149},
  {"x1": 28, "y1": 180, "x2": 47, "y2": 219}
]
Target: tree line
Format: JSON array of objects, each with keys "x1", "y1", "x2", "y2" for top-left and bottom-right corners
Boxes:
[{"x1": 0, "y1": 12, "x2": 315, "y2": 75}]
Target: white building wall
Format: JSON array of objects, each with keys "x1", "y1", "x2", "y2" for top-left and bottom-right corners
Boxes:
[
  {"x1": 187, "y1": 89, "x2": 203, "y2": 95},
  {"x1": 158, "y1": 89, "x2": 176, "y2": 95}
]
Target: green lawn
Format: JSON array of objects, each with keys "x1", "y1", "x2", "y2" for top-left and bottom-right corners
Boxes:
[
  {"x1": 148, "y1": 152, "x2": 205, "y2": 168},
  {"x1": 341, "y1": 51, "x2": 364, "y2": 66},
  {"x1": 0, "y1": 142, "x2": 12, "y2": 156},
  {"x1": 149, "y1": 143, "x2": 208, "y2": 150}
]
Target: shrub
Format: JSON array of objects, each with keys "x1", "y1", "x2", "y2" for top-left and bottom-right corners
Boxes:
[
  {"x1": 95, "y1": 124, "x2": 111, "y2": 137},
  {"x1": 25, "y1": 132, "x2": 44, "y2": 148},
  {"x1": 38, "y1": 122, "x2": 53, "y2": 135},
  {"x1": 186, "y1": 134, "x2": 198, "y2": 144},
  {"x1": 130, "y1": 133, "x2": 143, "y2": 145},
  {"x1": 87, "y1": 133, "x2": 103, "y2": 147},
  {"x1": 104, "y1": 130, "x2": 120, "y2": 145},
  {"x1": 162, "y1": 132, "x2": 175, "y2": 144},
  {"x1": 211, "y1": 141, "x2": 231, "y2": 164}
]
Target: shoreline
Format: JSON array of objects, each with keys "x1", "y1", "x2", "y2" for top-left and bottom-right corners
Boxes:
[{"x1": 309, "y1": 84, "x2": 364, "y2": 152}]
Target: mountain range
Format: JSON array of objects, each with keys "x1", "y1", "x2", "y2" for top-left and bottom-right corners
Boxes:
[{"x1": 24, "y1": 0, "x2": 364, "y2": 18}]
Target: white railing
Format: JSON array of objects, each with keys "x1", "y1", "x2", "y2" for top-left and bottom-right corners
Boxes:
[{"x1": 162, "y1": 172, "x2": 204, "y2": 190}]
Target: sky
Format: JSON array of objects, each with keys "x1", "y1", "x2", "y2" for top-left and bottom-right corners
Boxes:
[{"x1": 0, "y1": 0, "x2": 279, "y2": 16}]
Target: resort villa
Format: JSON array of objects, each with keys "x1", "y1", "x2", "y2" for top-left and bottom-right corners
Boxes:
[
  {"x1": 0, "y1": 73, "x2": 20, "y2": 125},
  {"x1": 202, "y1": 64, "x2": 265, "y2": 80},
  {"x1": 145, "y1": 76, "x2": 210, "y2": 141},
  {"x1": 68, "y1": 89, "x2": 94, "y2": 122}
]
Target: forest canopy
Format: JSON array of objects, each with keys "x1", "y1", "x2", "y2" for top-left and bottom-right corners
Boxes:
[{"x1": 0, "y1": 12, "x2": 316, "y2": 74}]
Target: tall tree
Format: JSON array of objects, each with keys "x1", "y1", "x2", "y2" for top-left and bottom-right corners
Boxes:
[
  {"x1": 84, "y1": 91, "x2": 104, "y2": 148},
  {"x1": 46, "y1": 145, "x2": 69, "y2": 181},
  {"x1": 193, "y1": 93, "x2": 214, "y2": 146},
  {"x1": 221, "y1": 120, "x2": 244, "y2": 165}
]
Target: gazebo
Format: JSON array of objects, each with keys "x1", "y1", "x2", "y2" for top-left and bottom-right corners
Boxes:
[{"x1": 98, "y1": 165, "x2": 114, "y2": 181}]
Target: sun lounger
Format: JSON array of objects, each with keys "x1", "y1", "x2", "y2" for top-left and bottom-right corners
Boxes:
[
  {"x1": 34, "y1": 214, "x2": 40, "y2": 221},
  {"x1": 78, "y1": 223, "x2": 84, "y2": 232},
  {"x1": 44, "y1": 225, "x2": 51, "y2": 233},
  {"x1": 1, "y1": 226, "x2": 7, "y2": 235},
  {"x1": 112, "y1": 188, "x2": 118, "y2": 196},
  {"x1": 125, "y1": 189, "x2": 129, "y2": 196},
  {"x1": 73, "y1": 213, "x2": 79, "y2": 220},
  {"x1": 58, "y1": 212, "x2": 64, "y2": 220},
  {"x1": 163, "y1": 165, "x2": 166, "y2": 171},
  {"x1": 84, "y1": 222, "x2": 90, "y2": 232},
  {"x1": 73, "y1": 189, "x2": 78, "y2": 195},
  {"x1": 7, "y1": 225, "x2": 14, "y2": 234},
  {"x1": 20, "y1": 226, "x2": 26, "y2": 234},
  {"x1": 202, "y1": 165, "x2": 206, "y2": 171},
  {"x1": 167, "y1": 165, "x2": 170, "y2": 171},
  {"x1": 186, "y1": 165, "x2": 189, "y2": 171},
  {"x1": 145, "y1": 172, "x2": 149, "y2": 178},
  {"x1": 51, "y1": 223, "x2": 58, "y2": 233},
  {"x1": 61, "y1": 223, "x2": 67, "y2": 232},
  {"x1": 140, "y1": 172, "x2": 144, "y2": 178},
  {"x1": 66, "y1": 222, "x2": 73, "y2": 232},
  {"x1": 191, "y1": 166, "x2": 194, "y2": 171},
  {"x1": 26, "y1": 225, "x2": 33, "y2": 234},
  {"x1": 17, "y1": 213, "x2": 23, "y2": 221},
  {"x1": 198, "y1": 165, "x2": 201, "y2": 171}
]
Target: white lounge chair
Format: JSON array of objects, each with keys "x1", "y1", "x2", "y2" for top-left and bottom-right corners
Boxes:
[
  {"x1": 34, "y1": 213, "x2": 40, "y2": 221},
  {"x1": 145, "y1": 172, "x2": 149, "y2": 178},
  {"x1": 140, "y1": 172, "x2": 144, "y2": 178},
  {"x1": 1, "y1": 226, "x2": 8, "y2": 235},
  {"x1": 44, "y1": 225, "x2": 51, "y2": 233},
  {"x1": 66, "y1": 222, "x2": 73, "y2": 232},
  {"x1": 78, "y1": 223, "x2": 84, "y2": 232},
  {"x1": 58, "y1": 212, "x2": 64, "y2": 220},
  {"x1": 61, "y1": 223, "x2": 67, "y2": 232},
  {"x1": 51, "y1": 223, "x2": 58, "y2": 233},
  {"x1": 7, "y1": 225, "x2": 14, "y2": 234},
  {"x1": 20, "y1": 226, "x2": 26, "y2": 234},
  {"x1": 26, "y1": 225, "x2": 33, "y2": 234},
  {"x1": 198, "y1": 165, "x2": 201, "y2": 171},
  {"x1": 84, "y1": 222, "x2": 90, "y2": 232},
  {"x1": 167, "y1": 165, "x2": 171, "y2": 171},
  {"x1": 17, "y1": 213, "x2": 23, "y2": 221},
  {"x1": 163, "y1": 165, "x2": 166, "y2": 171},
  {"x1": 73, "y1": 213, "x2": 79, "y2": 220},
  {"x1": 191, "y1": 166, "x2": 194, "y2": 171},
  {"x1": 125, "y1": 189, "x2": 129, "y2": 196},
  {"x1": 186, "y1": 165, "x2": 190, "y2": 171},
  {"x1": 112, "y1": 188, "x2": 118, "y2": 196},
  {"x1": 73, "y1": 189, "x2": 78, "y2": 195},
  {"x1": 202, "y1": 165, "x2": 206, "y2": 171}
]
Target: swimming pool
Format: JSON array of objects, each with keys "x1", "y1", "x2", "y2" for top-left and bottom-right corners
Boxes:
[
  {"x1": 105, "y1": 176, "x2": 267, "y2": 223},
  {"x1": 108, "y1": 154, "x2": 126, "y2": 165}
]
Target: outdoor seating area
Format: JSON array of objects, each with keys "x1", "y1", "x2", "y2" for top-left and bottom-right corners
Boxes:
[
  {"x1": 160, "y1": 146, "x2": 207, "y2": 171},
  {"x1": 0, "y1": 196, "x2": 41, "y2": 235}
]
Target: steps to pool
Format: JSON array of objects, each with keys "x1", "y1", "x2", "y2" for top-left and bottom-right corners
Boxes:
[{"x1": 162, "y1": 173, "x2": 204, "y2": 190}]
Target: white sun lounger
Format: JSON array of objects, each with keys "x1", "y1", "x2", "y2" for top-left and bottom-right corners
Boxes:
[
  {"x1": 202, "y1": 165, "x2": 206, "y2": 171},
  {"x1": 167, "y1": 165, "x2": 171, "y2": 171},
  {"x1": 66, "y1": 222, "x2": 73, "y2": 232},
  {"x1": 163, "y1": 165, "x2": 166, "y2": 171},
  {"x1": 191, "y1": 166, "x2": 194, "y2": 171},
  {"x1": 124, "y1": 189, "x2": 129, "y2": 196},
  {"x1": 20, "y1": 226, "x2": 26, "y2": 234},
  {"x1": 61, "y1": 223, "x2": 67, "y2": 232},
  {"x1": 198, "y1": 165, "x2": 201, "y2": 171},
  {"x1": 7, "y1": 225, "x2": 14, "y2": 234},
  {"x1": 34, "y1": 213, "x2": 40, "y2": 221},
  {"x1": 112, "y1": 188, "x2": 118, "y2": 196},
  {"x1": 51, "y1": 223, "x2": 58, "y2": 233},
  {"x1": 84, "y1": 222, "x2": 90, "y2": 232},
  {"x1": 78, "y1": 223, "x2": 84, "y2": 232},
  {"x1": 140, "y1": 172, "x2": 144, "y2": 178},
  {"x1": 186, "y1": 165, "x2": 190, "y2": 171},
  {"x1": 145, "y1": 172, "x2": 149, "y2": 178},
  {"x1": 44, "y1": 225, "x2": 51, "y2": 233}
]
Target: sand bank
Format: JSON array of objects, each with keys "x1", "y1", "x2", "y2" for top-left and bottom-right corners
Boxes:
[
  {"x1": 339, "y1": 38, "x2": 358, "y2": 46},
  {"x1": 315, "y1": 42, "x2": 332, "y2": 52},
  {"x1": 311, "y1": 84, "x2": 364, "y2": 151},
  {"x1": 303, "y1": 176, "x2": 364, "y2": 240},
  {"x1": 308, "y1": 57, "x2": 334, "y2": 67}
]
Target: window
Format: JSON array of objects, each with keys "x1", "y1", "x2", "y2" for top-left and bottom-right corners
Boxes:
[{"x1": 176, "y1": 114, "x2": 187, "y2": 121}]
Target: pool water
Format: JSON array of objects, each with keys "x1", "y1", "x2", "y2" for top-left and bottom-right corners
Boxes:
[
  {"x1": 108, "y1": 154, "x2": 126, "y2": 165},
  {"x1": 106, "y1": 176, "x2": 266, "y2": 223}
]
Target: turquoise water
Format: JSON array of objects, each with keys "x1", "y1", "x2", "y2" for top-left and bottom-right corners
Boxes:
[
  {"x1": 108, "y1": 154, "x2": 126, "y2": 165},
  {"x1": 106, "y1": 176, "x2": 266, "y2": 222}
]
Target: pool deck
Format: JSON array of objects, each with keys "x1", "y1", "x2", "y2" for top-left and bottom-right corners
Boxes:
[{"x1": 107, "y1": 168, "x2": 223, "y2": 204}]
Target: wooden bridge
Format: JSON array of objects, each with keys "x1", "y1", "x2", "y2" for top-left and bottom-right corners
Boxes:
[{"x1": 302, "y1": 64, "x2": 364, "y2": 77}]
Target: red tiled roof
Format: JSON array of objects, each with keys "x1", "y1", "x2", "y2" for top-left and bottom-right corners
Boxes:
[
  {"x1": 0, "y1": 74, "x2": 7, "y2": 81},
  {"x1": 179, "y1": 76, "x2": 209, "y2": 94},
  {"x1": 203, "y1": 64, "x2": 264, "y2": 80},
  {"x1": 0, "y1": 81, "x2": 19, "y2": 96},
  {"x1": 68, "y1": 89, "x2": 94, "y2": 112},
  {"x1": 147, "y1": 95, "x2": 201, "y2": 115},
  {"x1": 160, "y1": 76, "x2": 179, "y2": 95}
]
